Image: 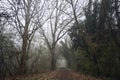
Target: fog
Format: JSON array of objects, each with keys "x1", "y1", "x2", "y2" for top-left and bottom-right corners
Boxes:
[{"x1": 56, "y1": 56, "x2": 67, "y2": 68}]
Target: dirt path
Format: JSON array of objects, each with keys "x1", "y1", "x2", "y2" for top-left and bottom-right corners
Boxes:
[
  {"x1": 6, "y1": 68, "x2": 104, "y2": 80},
  {"x1": 37, "y1": 68, "x2": 103, "y2": 80}
]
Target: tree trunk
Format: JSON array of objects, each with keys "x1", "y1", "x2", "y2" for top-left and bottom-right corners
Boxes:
[
  {"x1": 50, "y1": 47, "x2": 56, "y2": 70},
  {"x1": 19, "y1": 37, "x2": 27, "y2": 75},
  {"x1": 19, "y1": 28, "x2": 28, "y2": 75}
]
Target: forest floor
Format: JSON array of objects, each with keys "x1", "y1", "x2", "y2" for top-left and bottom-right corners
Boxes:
[{"x1": 6, "y1": 68, "x2": 108, "y2": 80}]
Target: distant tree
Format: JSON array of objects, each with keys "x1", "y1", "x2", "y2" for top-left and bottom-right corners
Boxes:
[{"x1": 60, "y1": 40, "x2": 74, "y2": 68}]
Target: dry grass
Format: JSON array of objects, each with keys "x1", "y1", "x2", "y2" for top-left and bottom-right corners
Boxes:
[{"x1": 5, "y1": 69, "x2": 108, "y2": 80}]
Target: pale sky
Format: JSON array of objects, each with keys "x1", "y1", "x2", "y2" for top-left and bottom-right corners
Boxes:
[{"x1": 0, "y1": 0, "x2": 88, "y2": 49}]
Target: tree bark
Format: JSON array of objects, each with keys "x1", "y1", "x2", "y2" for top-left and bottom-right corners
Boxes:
[
  {"x1": 50, "y1": 47, "x2": 56, "y2": 70},
  {"x1": 19, "y1": 20, "x2": 29, "y2": 74},
  {"x1": 19, "y1": 34, "x2": 28, "y2": 75}
]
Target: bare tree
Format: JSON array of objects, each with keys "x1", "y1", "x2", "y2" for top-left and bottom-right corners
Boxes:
[
  {"x1": 6, "y1": 0, "x2": 46, "y2": 74},
  {"x1": 65, "y1": 0, "x2": 85, "y2": 27},
  {"x1": 39, "y1": 0, "x2": 74, "y2": 70}
]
